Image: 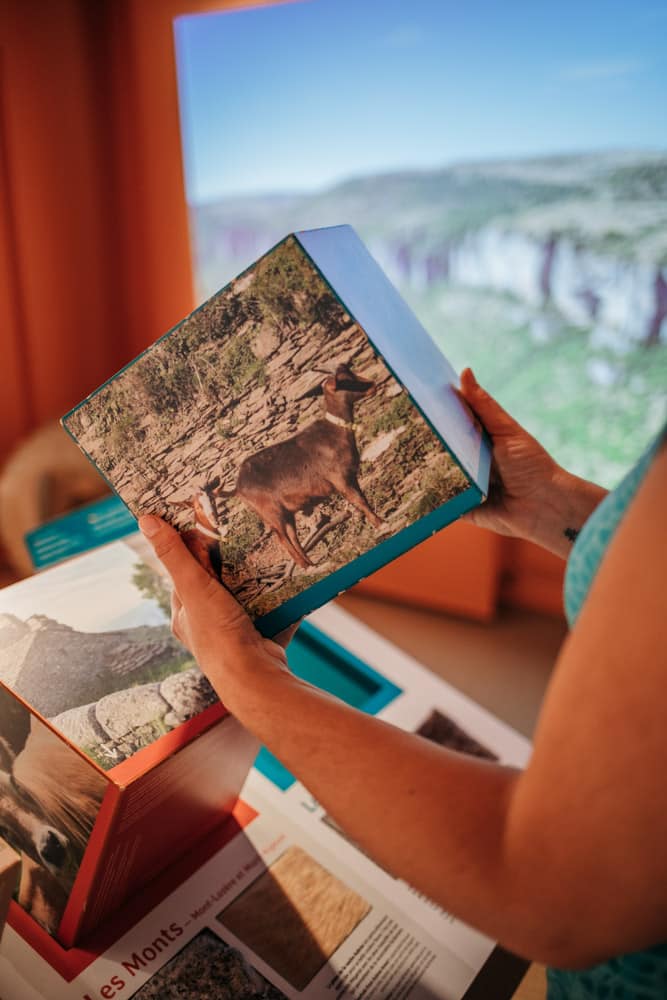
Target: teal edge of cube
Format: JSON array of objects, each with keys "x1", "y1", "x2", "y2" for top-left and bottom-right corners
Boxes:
[{"x1": 254, "y1": 483, "x2": 481, "y2": 638}]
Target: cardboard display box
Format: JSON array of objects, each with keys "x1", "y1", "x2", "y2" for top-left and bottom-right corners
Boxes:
[
  {"x1": 0, "y1": 536, "x2": 258, "y2": 947},
  {"x1": 63, "y1": 225, "x2": 490, "y2": 637}
]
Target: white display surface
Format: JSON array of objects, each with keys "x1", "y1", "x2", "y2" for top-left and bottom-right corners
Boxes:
[{"x1": 0, "y1": 604, "x2": 531, "y2": 1000}]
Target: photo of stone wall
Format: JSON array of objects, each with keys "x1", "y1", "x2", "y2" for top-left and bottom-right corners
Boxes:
[
  {"x1": 65, "y1": 237, "x2": 469, "y2": 620},
  {"x1": 0, "y1": 540, "x2": 216, "y2": 769},
  {"x1": 218, "y1": 845, "x2": 371, "y2": 990},
  {"x1": 129, "y1": 928, "x2": 287, "y2": 999}
]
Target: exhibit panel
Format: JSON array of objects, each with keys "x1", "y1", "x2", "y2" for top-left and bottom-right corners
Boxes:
[{"x1": 0, "y1": 605, "x2": 531, "y2": 1000}]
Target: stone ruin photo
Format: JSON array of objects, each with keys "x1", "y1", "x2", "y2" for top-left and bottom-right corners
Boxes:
[
  {"x1": 64, "y1": 237, "x2": 469, "y2": 621},
  {"x1": 0, "y1": 537, "x2": 217, "y2": 771}
]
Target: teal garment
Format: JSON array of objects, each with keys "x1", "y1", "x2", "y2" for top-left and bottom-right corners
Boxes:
[
  {"x1": 548, "y1": 430, "x2": 667, "y2": 1000},
  {"x1": 563, "y1": 434, "x2": 664, "y2": 626},
  {"x1": 547, "y1": 948, "x2": 667, "y2": 1000}
]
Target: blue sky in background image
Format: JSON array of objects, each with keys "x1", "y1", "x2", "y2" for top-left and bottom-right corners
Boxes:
[{"x1": 175, "y1": 0, "x2": 667, "y2": 203}]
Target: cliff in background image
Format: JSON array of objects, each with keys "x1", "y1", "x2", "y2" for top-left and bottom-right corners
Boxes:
[{"x1": 189, "y1": 151, "x2": 667, "y2": 486}]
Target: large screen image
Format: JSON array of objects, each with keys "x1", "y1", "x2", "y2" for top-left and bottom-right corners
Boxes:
[{"x1": 175, "y1": 0, "x2": 666, "y2": 488}]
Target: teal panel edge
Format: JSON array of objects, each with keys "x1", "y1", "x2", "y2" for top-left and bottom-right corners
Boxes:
[
  {"x1": 253, "y1": 620, "x2": 402, "y2": 790},
  {"x1": 296, "y1": 620, "x2": 402, "y2": 707},
  {"x1": 253, "y1": 747, "x2": 295, "y2": 791},
  {"x1": 254, "y1": 483, "x2": 481, "y2": 637},
  {"x1": 25, "y1": 496, "x2": 137, "y2": 569}
]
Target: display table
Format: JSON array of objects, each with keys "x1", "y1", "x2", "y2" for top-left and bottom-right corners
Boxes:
[{"x1": 0, "y1": 599, "x2": 562, "y2": 999}]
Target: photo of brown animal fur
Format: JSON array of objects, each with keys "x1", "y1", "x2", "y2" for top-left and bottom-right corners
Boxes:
[
  {"x1": 211, "y1": 363, "x2": 382, "y2": 570},
  {"x1": 64, "y1": 237, "x2": 470, "y2": 620},
  {"x1": 0, "y1": 685, "x2": 107, "y2": 933},
  {"x1": 218, "y1": 844, "x2": 371, "y2": 990},
  {"x1": 0, "y1": 837, "x2": 20, "y2": 940}
]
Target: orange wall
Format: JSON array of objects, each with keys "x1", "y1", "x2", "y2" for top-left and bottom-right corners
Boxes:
[
  {"x1": 0, "y1": 0, "x2": 292, "y2": 459},
  {"x1": 0, "y1": 0, "x2": 201, "y2": 456},
  {"x1": 353, "y1": 521, "x2": 503, "y2": 622},
  {"x1": 500, "y1": 538, "x2": 565, "y2": 615},
  {"x1": 1, "y1": 1, "x2": 125, "y2": 440}
]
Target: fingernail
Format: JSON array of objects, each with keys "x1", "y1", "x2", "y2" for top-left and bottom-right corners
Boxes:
[
  {"x1": 464, "y1": 367, "x2": 478, "y2": 387},
  {"x1": 139, "y1": 515, "x2": 161, "y2": 538}
]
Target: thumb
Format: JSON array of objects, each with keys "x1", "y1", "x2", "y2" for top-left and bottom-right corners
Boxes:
[
  {"x1": 139, "y1": 515, "x2": 257, "y2": 646},
  {"x1": 139, "y1": 515, "x2": 217, "y2": 600},
  {"x1": 459, "y1": 368, "x2": 521, "y2": 438}
]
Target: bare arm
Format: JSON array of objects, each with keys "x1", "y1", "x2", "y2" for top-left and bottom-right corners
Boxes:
[
  {"x1": 139, "y1": 445, "x2": 666, "y2": 966},
  {"x1": 459, "y1": 369, "x2": 607, "y2": 559}
]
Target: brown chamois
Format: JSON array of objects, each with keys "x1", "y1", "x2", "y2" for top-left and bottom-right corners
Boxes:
[{"x1": 214, "y1": 364, "x2": 382, "y2": 569}]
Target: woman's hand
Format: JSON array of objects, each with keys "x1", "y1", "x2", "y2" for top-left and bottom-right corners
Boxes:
[
  {"x1": 457, "y1": 368, "x2": 560, "y2": 539},
  {"x1": 138, "y1": 515, "x2": 296, "y2": 712},
  {"x1": 458, "y1": 369, "x2": 607, "y2": 558}
]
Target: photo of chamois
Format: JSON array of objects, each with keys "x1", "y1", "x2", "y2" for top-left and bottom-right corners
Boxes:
[
  {"x1": 208, "y1": 361, "x2": 382, "y2": 570},
  {"x1": 0, "y1": 684, "x2": 107, "y2": 934},
  {"x1": 65, "y1": 236, "x2": 470, "y2": 619}
]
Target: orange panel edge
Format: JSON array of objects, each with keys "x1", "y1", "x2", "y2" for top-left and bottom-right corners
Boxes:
[
  {"x1": 352, "y1": 521, "x2": 503, "y2": 622},
  {"x1": 500, "y1": 538, "x2": 566, "y2": 619}
]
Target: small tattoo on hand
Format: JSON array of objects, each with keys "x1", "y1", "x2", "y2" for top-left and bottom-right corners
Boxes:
[{"x1": 564, "y1": 527, "x2": 579, "y2": 544}]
